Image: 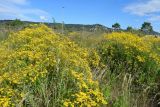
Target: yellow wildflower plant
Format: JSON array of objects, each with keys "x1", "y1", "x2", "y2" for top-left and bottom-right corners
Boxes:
[
  {"x1": 98, "y1": 32, "x2": 160, "y2": 85},
  {"x1": 0, "y1": 24, "x2": 107, "y2": 106}
]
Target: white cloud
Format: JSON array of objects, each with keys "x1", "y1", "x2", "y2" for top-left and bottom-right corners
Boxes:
[
  {"x1": 0, "y1": 0, "x2": 28, "y2": 6},
  {"x1": 124, "y1": 0, "x2": 160, "y2": 22},
  {"x1": 40, "y1": 16, "x2": 47, "y2": 21},
  {"x1": 148, "y1": 15, "x2": 160, "y2": 21},
  {"x1": 0, "y1": 0, "x2": 51, "y2": 21},
  {"x1": 124, "y1": 0, "x2": 160, "y2": 16},
  {"x1": 5, "y1": 0, "x2": 28, "y2": 5}
]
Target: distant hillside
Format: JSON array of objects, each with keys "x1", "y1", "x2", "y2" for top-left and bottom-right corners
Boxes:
[
  {"x1": 0, "y1": 20, "x2": 160, "y2": 36},
  {"x1": 0, "y1": 20, "x2": 110, "y2": 32}
]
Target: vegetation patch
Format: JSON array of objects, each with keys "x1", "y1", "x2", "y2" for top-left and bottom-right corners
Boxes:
[{"x1": 0, "y1": 24, "x2": 107, "y2": 107}]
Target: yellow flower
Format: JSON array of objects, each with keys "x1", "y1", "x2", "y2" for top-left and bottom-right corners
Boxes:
[{"x1": 137, "y1": 56, "x2": 145, "y2": 62}]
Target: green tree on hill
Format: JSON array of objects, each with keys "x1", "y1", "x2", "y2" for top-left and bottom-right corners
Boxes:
[
  {"x1": 112, "y1": 23, "x2": 121, "y2": 30},
  {"x1": 6, "y1": 19, "x2": 24, "y2": 27},
  {"x1": 12, "y1": 19, "x2": 23, "y2": 26},
  {"x1": 141, "y1": 22, "x2": 153, "y2": 32},
  {"x1": 126, "y1": 26, "x2": 133, "y2": 31}
]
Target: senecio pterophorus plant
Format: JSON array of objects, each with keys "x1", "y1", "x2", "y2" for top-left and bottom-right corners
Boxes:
[
  {"x1": 98, "y1": 32, "x2": 160, "y2": 87},
  {"x1": 0, "y1": 24, "x2": 107, "y2": 107}
]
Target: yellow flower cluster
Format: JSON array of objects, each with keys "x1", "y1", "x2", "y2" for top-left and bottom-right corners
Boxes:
[
  {"x1": 63, "y1": 70, "x2": 107, "y2": 107},
  {"x1": 98, "y1": 32, "x2": 160, "y2": 86},
  {"x1": 105, "y1": 32, "x2": 151, "y2": 53},
  {"x1": 0, "y1": 24, "x2": 106, "y2": 106},
  {"x1": 64, "y1": 90, "x2": 106, "y2": 107},
  {"x1": 104, "y1": 32, "x2": 160, "y2": 64},
  {"x1": 142, "y1": 36, "x2": 160, "y2": 64}
]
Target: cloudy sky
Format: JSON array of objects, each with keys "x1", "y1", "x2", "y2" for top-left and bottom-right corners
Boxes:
[{"x1": 0, "y1": 0, "x2": 160, "y2": 31}]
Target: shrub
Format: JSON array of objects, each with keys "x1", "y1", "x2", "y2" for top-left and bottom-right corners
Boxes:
[
  {"x1": 97, "y1": 32, "x2": 160, "y2": 106},
  {"x1": 97, "y1": 32, "x2": 160, "y2": 86},
  {"x1": 0, "y1": 24, "x2": 107, "y2": 107}
]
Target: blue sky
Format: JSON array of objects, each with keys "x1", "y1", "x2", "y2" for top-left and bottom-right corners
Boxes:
[{"x1": 1, "y1": 0, "x2": 160, "y2": 32}]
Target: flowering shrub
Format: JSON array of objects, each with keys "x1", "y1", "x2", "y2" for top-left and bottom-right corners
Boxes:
[
  {"x1": 0, "y1": 24, "x2": 107, "y2": 107},
  {"x1": 97, "y1": 32, "x2": 160, "y2": 85}
]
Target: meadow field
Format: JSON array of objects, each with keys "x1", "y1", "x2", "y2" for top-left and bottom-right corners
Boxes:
[{"x1": 0, "y1": 21, "x2": 160, "y2": 107}]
